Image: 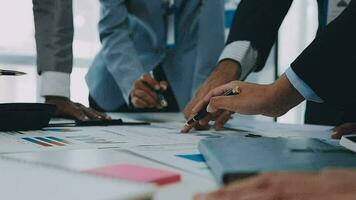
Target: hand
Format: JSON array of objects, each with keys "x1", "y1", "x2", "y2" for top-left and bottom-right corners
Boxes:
[
  {"x1": 183, "y1": 74, "x2": 304, "y2": 132},
  {"x1": 332, "y1": 123, "x2": 356, "y2": 139},
  {"x1": 194, "y1": 169, "x2": 356, "y2": 200},
  {"x1": 182, "y1": 60, "x2": 241, "y2": 133},
  {"x1": 45, "y1": 96, "x2": 110, "y2": 121},
  {"x1": 131, "y1": 73, "x2": 168, "y2": 109}
]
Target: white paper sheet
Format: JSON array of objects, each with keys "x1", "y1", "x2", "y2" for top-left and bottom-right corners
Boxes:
[
  {"x1": 0, "y1": 156, "x2": 154, "y2": 200},
  {"x1": 128, "y1": 143, "x2": 213, "y2": 178}
]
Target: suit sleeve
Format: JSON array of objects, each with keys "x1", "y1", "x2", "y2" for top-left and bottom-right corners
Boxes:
[
  {"x1": 225, "y1": 0, "x2": 293, "y2": 72},
  {"x1": 98, "y1": 0, "x2": 145, "y2": 104},
  {"x1": 33, "y1": 0, "x2": 73, "y2": 98},
  {"x1": 291, "y1": 0, "x2": 356, "y2": 110}
]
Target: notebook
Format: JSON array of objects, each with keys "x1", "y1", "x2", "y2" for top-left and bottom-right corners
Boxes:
[{"x1": 199, "y1": 135, "x2": 356, "y2": 184}]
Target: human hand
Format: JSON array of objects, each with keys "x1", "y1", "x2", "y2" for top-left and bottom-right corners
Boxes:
[
  {"x1": 130, "y1": 73, "x2": 168, "y2": 109},
  {"x1": 45, "y1": 96, "x2": 111, "y2": 121},
  {"x1": 332, "y1": 123, "x2": 356, "y2": 139},
  {"x1": 183, "y1": 74, "x2": 304, "y2": 132},
  {"x1": 194, "y1": 169, "x2": 356, "y2": 200},
  {"x1": 182, "y1": 60, "x2": 241, "y2": 133}
]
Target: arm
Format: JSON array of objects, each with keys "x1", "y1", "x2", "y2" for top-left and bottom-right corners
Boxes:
[
  {"x1": 290, "y1": 0, "x2": 356, "y2": 110},
  {"x1": 186, "y1": 0, "x2": 356, "y2": 129},
  {"x1": 183, "y1": 0, "x2": 293, "y2": 131},
  {"x1": 220, "y1": 0, "x2": 294, "y2": 77},
  {"x1": 33, "y1": 0, "x2": 73, "y2": 98},
  {"x1": 33, "y1": 0, "x2": 109, "y2": 120},
  {"x1": 98, "y1": 0, "x2": 146, "y2": 105}
]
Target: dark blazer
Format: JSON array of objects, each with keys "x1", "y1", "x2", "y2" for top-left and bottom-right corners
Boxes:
[
  {"x1": 227, "y1": 0, "x2": 356, "y2": 125},
  {"x1": 291, "y1": 0, "x2": 356, "y2": 119}
]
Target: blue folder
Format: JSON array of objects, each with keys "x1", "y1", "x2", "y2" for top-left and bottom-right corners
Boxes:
[{"x1": 199, "y1": 135, "x2": 356, "y2": 184}]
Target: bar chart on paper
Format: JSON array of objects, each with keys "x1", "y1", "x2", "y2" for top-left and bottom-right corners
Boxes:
[{"x1": 22, "y1": 136, "x2": 72, "y2": 147}]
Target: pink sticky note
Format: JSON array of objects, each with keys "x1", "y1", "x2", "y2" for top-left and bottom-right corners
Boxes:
[{"x1": 85, "y1": 164, "x2": 181, "y2": 186}]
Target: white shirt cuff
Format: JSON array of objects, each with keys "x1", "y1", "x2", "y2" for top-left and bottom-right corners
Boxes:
[
  {"x1": 218, "y1": 41, "x2": 258, "y2": 80},
  {"x1": 285, "y1": 67, "x2": 324, "y2": 103},
  {"x1": 39, "y1": 71, "x2": 70, "y2": 98}
]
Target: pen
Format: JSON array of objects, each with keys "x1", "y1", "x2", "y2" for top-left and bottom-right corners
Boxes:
[
  {"x1": 48, "y1": 119, "x2": 151, "y2": 127},
  {"x1": 141, "y1": 75, "x2": 168, "y2": 108},
  {"x1": 0, "y1": 69, "x2": 26, "y2": 76},
  {"x1": 184, "y1": 85, "x2": 242, "y2": 127}
]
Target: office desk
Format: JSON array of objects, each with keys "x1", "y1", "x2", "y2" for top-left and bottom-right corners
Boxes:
[{"x1": 4, "y1": 113, "x2": 334, "y2": 200}]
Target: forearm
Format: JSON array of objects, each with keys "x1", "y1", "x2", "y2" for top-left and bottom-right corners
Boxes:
[
  {"x1": 265, "y1": 74, "x2": 305, "y2": 117},
  {"x1": 99, "y1": 0, "x2": 145, "y2": 103},
  {"x1": 33, "y1": 0, "x2": 73, "y2": 98}
]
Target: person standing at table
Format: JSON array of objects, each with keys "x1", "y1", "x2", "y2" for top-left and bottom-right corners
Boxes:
[
  {"x1": 32, "y1": 0, "x2": 109, "y2": 120},
  {"x1": 86, "y1": 0, "x2": 225, "y2": 112},
  {"x1": 193, "y1": 2, "x2": 356, "y2": 199},
  {"x1": 183, "y1": 0, "x2": 352, "y2": 131}
]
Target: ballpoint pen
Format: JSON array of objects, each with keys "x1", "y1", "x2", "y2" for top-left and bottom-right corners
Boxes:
[
  {"x1": 0, "y1": 69, "x2": 26, "y2": 76},
  {"x1": 141, "y1": 72, "x2": 168, "y2": 108},
  {"x1": 184, "y1": 85, "x2": 242, "y2": 127}
]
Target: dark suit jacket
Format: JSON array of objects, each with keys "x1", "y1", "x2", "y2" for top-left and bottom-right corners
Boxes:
[
  {"x1": 227, "y1": 0, "x2": 356, "y2": 125},
  {"x1": 292, "y1": 0, "x2": 356, "y2": 120}
]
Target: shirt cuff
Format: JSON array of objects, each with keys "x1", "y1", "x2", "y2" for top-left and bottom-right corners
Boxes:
[
  {"x1": 39, "y1": 71, "x2": 71, "y2": 98},
  {"x1": 218, "y1": 41, "x2": 258, "y2": 80},
  {"x1": 285, "y1": 67, "x2": 324, "y2": 103}
]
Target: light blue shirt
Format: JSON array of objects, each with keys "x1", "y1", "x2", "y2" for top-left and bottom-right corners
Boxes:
[{"x1": 285, "y1": 67, "x2": 324, "y2": 103}]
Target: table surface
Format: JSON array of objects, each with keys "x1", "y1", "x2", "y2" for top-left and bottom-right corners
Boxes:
[{"x1": 5, "y1": 113, "x2": 334, "y2": 200}]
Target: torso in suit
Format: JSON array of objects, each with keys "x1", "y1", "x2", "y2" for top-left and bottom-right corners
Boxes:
[
  {"x1": 228, "y1": 0, "x2": 354, "y2": 125},
  {"x1": 86, "y1": 0, "x2": 225, "y2": 111}
]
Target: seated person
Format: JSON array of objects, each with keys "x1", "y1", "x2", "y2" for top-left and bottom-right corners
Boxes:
[{"x1": 86, "y1": 0, "x2": 225, "y2": 113}]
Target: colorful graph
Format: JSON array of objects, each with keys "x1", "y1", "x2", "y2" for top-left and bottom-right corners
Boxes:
[
  {"x1": 22, "y1": 136, "x2": 72, "y2": 147},
  {"x1": 42, "y1": 128, "x2": 80, "y2": 133},
  {"x1": 66, "y1": 135, "x2": 125, "y2": 145},
  {"x1": 175, "y1": 154, "x2": 206, "y2": 163}
]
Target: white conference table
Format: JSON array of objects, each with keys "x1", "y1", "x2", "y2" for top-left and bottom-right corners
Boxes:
[{"x1": 5, "y1": 113, "x2": 334, "y2": 200}]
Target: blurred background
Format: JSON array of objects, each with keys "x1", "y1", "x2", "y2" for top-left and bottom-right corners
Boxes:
[{"x1": 0, "y1": 0, "x2": 318, "y2": 124}]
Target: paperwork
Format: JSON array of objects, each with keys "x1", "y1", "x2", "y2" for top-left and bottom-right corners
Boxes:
[
  {"x1": 0, "y1": 156, "x2": 155, "y2": 200},
  {"x1": 128, "y1": 143, "x2": 213, "y2": 178},
  {"x1": 226, "y1": 117, "x2": 333, "y2": 139},
  {"x1": 0, "y1": 120, "x2": 235, "y2": 154}
]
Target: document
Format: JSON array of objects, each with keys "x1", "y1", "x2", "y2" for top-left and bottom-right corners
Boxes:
[
  {"x1": 225, "y1": 117, "x2": 333, "y2": 139},
  {"x1": 0, "y1": 156, "x2": 155, "y2": 200},
  {"x1": 128, "y1": 143, "x2": 214, "y2": 178},
  {"x1": 0, "y1": 120, "x2": 238, "y2": 154}
]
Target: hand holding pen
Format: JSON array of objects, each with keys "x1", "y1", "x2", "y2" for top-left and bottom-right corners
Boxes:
[
  {"x1": 181, "y1": 82, "x2": 241, "y2": 133},
  {"x1": 130, "y1": 73, "x2": 168, "y2": 109}
]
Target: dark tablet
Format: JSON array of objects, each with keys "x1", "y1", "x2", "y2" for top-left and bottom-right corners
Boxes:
[{"x1": 0, "y1": 103, "x2": 56, "y2": 131}]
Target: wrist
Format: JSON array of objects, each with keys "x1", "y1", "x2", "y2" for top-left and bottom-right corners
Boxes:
[
  {"x1": 264, "y1": 75, "x2": 304, "y2": 117},
  {"x1": 215, "y1": 59, "x2": 241, "y2": 80},
  {"x1": 205, "y1": 60, "x2": 241, "y2": 89}
]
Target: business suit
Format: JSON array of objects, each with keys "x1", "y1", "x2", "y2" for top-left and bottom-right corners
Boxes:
[
  {"x1": 226, "y1": 0, "x2": 354, "y2": 125},
  {"x1": 86, "y1": 0, "x2": 225, "y2": 111},
  {"x1": 292, "y1": 0, "x2": 356, "y2": 118}
]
